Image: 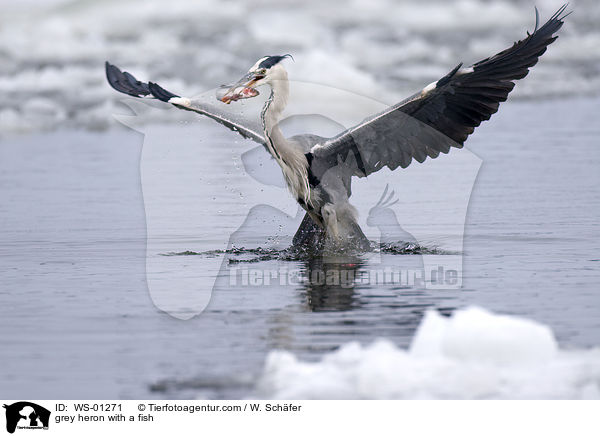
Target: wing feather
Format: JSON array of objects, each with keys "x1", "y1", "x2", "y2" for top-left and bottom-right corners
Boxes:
[
  {"x1": 311, "y1": 5, "x2": 569, "y2": 178},
  {"x1": 105, "y1": 62, "x2": 266, "y2": 146}
]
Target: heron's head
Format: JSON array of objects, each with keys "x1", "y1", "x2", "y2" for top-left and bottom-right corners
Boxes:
[{"x1": 218, "y1": 54, "x2": 292, "y2": 104}]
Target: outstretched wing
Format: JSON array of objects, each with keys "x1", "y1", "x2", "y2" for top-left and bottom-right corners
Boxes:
[
  {"x1": 310, "y1": 5, "x2": 569, "y2": 179},
  {"x1": 105, "y1": 62, "x2": 266, "y2": 145}
]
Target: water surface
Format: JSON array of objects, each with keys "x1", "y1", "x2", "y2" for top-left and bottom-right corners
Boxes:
[{"x1": 0, "y1": 97, "x2": 598, "y2": 399}]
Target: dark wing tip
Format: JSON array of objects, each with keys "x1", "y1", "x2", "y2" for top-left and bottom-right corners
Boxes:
[
  {"x1": 148, "y1": 82, "x2": 180, "y2": 102},
  {"x1": 552, "y1": 3, "x2": 572, "y2": 21},
  {"x1": 105, "y1": 61, "x2": 151, "y2": 98},
  {"x1": 532, "y1": 3, "x2": 571, "y2": 38},
  {"x1": 437, "y1": 63, "x2": 463, "y2": 87},
  {"x1": 105, "y1": 62, "x2": 181, "y2": 103}
]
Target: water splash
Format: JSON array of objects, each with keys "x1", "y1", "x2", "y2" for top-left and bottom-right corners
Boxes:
[{"x1": 161, "y1": 240, "x2": 457, "y2": 263}]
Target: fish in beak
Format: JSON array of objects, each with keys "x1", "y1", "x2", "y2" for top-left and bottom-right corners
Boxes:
[{"x1": 217, "y1": 71, "x2": 265, "y2": 104}]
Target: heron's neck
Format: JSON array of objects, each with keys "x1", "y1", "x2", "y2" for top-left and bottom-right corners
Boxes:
[
  {"x1": 261, "y1": 77, "x2": 289, "y2": 160},
  {"x1": 260, "y1": 74, "x2": 312, "y2": 205}
]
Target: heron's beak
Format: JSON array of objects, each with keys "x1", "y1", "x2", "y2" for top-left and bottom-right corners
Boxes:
[{"x1": 217, "y1": 71, "x2": 264, "y2": 104}]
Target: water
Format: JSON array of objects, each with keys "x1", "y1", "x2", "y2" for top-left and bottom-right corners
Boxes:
[{"x1": 0, "y1": 95, "x2": 598, "y2": 399}]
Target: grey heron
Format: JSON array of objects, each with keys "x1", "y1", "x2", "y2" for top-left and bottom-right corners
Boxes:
[{"x1": 106, "y1": 5, "x2": 569, "y2": 251}]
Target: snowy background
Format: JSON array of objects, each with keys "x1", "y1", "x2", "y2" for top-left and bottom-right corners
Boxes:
[{"x1": 0, "y1": 0, "x2": 598, "y2": 134}]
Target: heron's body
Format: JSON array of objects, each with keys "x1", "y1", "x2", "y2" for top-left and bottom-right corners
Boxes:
[
  {"x1": 105, "y1": 5, "x2": 569, "y2": 250},
  {"x1": 254, "y1": 67, "x2": 368, "y2": 248}
]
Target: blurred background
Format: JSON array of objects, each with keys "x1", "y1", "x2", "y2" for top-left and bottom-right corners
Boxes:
[{"x1": 0, "y1": 0, "x2": 598, "y2": 134}]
